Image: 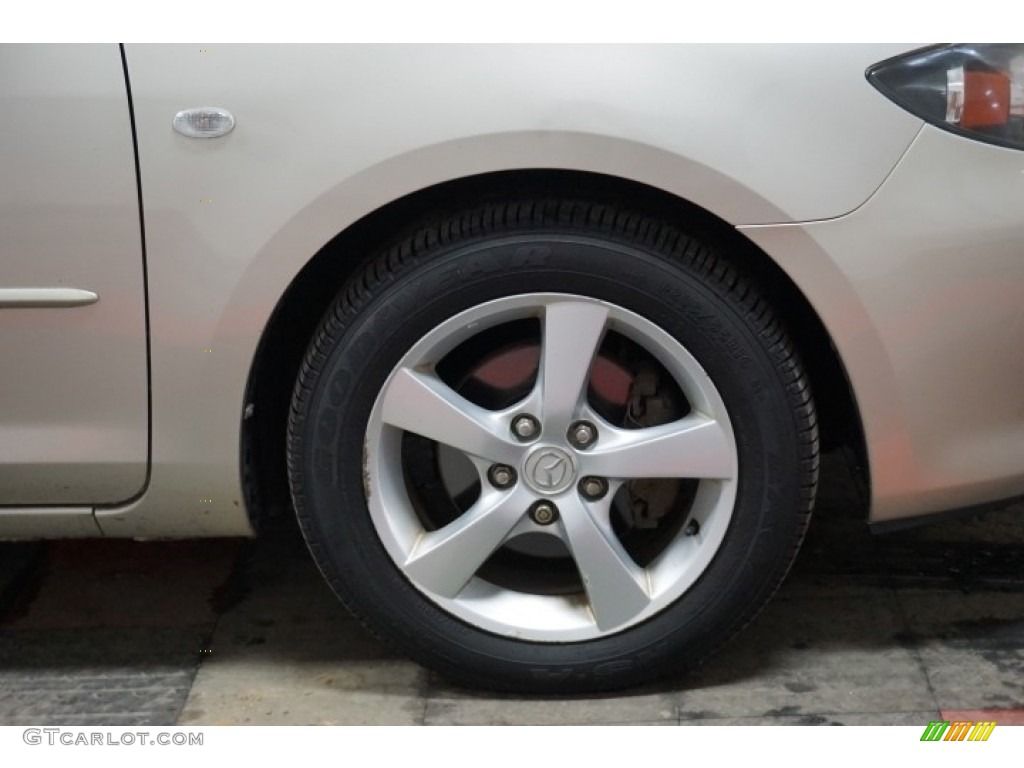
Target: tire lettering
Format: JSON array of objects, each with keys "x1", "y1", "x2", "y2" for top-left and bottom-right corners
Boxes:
[
  {"x1": 464, "y1": 253, "x2": 503, "y2": 275},
  {"x1": 314, "y1": 447, "x2": 334, "y2": 479},
  {"x1": 510, "y1": 245, "x2": 551, "y2": 268},
  {"x1": 529, "y1": 667, "x2": 574, "y2": 681},
  {"x1": 327, "y1": 369, "x2": 351, "y2": 408},
  {"x1": 317, "y1": 409, "x2": 337, "y2": 445},
  {"x1": 349, "y1": 332, "x2": 376, "y2": 363},
  {"x1": 436, "y1": 264, "x2": 462, "y2": 290},
  {"x1": 594, "y1": 660, "x2": 633, "y2": 677}
]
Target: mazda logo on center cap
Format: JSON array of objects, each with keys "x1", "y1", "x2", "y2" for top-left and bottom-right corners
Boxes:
[
  {"x1": 535, "y1": 453, "x2": 568, "y2": 488},
  {"x1": 523, "y1": 447, "x2": 575, "y2": 494}
]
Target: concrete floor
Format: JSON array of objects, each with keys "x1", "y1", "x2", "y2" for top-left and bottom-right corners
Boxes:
[{"x1": 1, "y1": 455, "x2": 1023, "y2": 726}]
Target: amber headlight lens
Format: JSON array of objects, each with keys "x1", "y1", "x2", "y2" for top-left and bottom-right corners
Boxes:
[{"x1": 868, "y1": 44, "x2": 1024, "y2": 150}]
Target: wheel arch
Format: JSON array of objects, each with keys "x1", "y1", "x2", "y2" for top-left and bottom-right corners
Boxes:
[{"x1": 241, "y1": 170, "x2": 869, "y2": 530}]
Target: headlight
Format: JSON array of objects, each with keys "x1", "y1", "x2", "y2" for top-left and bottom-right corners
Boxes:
[{"x1": 868, "y1": 44, "x2": 1024, "y2": 150}]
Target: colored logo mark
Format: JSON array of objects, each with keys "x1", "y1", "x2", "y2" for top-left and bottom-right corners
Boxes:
[{"x1": 920, "y1": 720, "x2": 996, "y2": 742}]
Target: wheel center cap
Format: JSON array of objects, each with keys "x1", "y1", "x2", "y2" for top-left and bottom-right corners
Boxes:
[{"x1": 523, "y1": 446, "x2": 576, "y2": 495}]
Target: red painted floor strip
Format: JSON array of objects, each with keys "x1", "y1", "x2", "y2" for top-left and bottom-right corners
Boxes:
[{"x1": 941, "y1": 709, "x2": 1024, "y2": 726}]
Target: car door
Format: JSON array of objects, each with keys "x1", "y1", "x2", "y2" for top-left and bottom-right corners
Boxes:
[{"x1": 0, "y1": 44, "x2": 148, "y2": 505}]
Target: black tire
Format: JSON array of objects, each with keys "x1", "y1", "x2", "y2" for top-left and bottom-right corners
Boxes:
[{"x1": 287, "y1": 198, "x2": 818, "y2": 693}]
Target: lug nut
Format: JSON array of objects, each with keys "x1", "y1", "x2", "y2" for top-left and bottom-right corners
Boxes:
[
  {"x1": 579, "y1": 476, "x2": 608, "y2": 501},
  {"x1": 529, "y1": 501, "x2": 559, "y2": 526},
  {"x1": 511, "y1": 414, "x2": 540, "y2": 441},
  {"x1": 488, "y1": 464, "x2": 517, "y2": 489},
  {"x1": 684, "y1": 519, "x2": 701, "y2": 536},
  {"x1": 568, "y1": 420, "x2": 597, "y2": 449}
]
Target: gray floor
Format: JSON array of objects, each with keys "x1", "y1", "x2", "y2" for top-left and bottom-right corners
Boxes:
[{"x1": 1, "y1": 454, "x2": 1023, "y2": 726}]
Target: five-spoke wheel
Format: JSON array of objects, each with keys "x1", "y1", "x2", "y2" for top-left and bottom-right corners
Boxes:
[{"x1": 366, "y1": 294, "x2": 738, "y2": 640}]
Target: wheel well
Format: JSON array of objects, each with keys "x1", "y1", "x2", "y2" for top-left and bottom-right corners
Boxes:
[{"x1": 241, "y1": 170, "x2": 869, "y2": 529}]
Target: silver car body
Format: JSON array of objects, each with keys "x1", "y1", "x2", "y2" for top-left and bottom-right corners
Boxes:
[{"x1": 1, "y1": 43, "x2": 1021, "y2": 538}]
